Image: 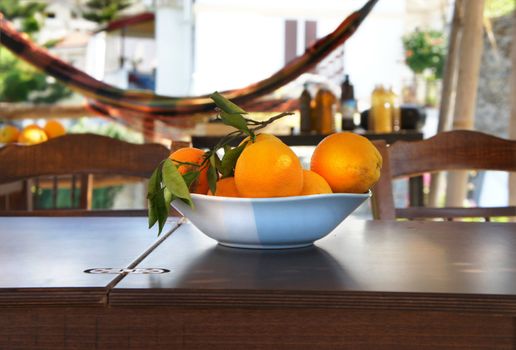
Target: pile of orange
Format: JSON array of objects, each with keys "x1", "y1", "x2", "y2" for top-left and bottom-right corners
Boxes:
[
  {"x1": 0, "y1": 120, "x2": 66, "y2": 145},
  {"x1": 170, "y1": 132, "x2": 382, "y2": 198}
]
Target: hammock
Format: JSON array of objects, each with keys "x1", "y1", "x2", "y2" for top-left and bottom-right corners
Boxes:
[{"x1": 0, "y1": 0, "x2": 378, "y2": 119}]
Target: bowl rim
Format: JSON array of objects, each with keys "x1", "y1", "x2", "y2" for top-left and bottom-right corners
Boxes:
[{"x1": 189, "y1": 190, "x2": 372, "y2": 203}]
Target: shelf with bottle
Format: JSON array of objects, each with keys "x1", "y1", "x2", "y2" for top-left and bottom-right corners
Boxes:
[
  {"x1": 370, "y1": 85, "x2": 401, "y2": 133},
  {"x1": 298, "y1": 83, "x2": 338, "y2": 135},
  {"x1": 340, "y1": 74, "x2": 359, "y2": 131}
]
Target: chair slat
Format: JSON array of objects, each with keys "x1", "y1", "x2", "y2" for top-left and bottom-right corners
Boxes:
[
  {"x1": 0, "y1": 133, "x2": 171, "y2": 184},
  {"x1": 372, "y1": 130, "x2": 516, "y2": 222},
  {"x1": 52, "y1": 176, "x2": 58, "y2": 208},
  {"x1": 71, "y1": 174, "x2": 77, "y2": 208},
  {"x1": 0, "y1": 133, "x2": 172, "y2": 214},
  {"x1": 396, "y1": 206, "x2": 516, "y2": 220},
  {"x1": 389, "y1": 130, "x2": 516, "y2": 178},
  {"x1": 79, "y1": 174, "x2": 92, "y2": 210},
  {"x1": 370, "y1": 140, "x2": 396, "y2": 220},
  {"x1": 33, "y1": 178, "x2": 40, "y2": 210},
  {"x1": 0, "y1": 209, "x2": 149, "y2": 217}
]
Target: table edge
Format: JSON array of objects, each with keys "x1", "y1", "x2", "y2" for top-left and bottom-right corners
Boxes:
[
  {"x1": 0, "y1": 287, "x2": 107, "y2": 307},
  {"x1": 108, "y1": 288, "x2": 516, "y2": 315}
]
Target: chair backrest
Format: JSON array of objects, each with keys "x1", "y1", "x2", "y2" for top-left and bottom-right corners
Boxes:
[
  {"x1": 0, "y1": 133, "x2": 170, "y2": 212},
  {"x1": 371, "y1": 130, "x2": 516, "y2": 221}
]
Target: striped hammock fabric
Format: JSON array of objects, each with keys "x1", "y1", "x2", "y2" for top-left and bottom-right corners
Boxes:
[{"x1": 0, "y1": 0, "x2": 378, "y2": 119}]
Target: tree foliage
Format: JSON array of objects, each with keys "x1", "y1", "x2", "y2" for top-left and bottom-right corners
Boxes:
[
  {"x1": 81, "y1": 0, "x2": 133, "y2": 24},
  {"x1": 485, "y1": 0, "x2": 515, "y2": 18},
  {"x1": 402, "y1": 29, "x2": 446, "y2": 79},
  {"x1": 0, "y1": 0, "x2": 46, "y2": 34},
  {"x1": 0, "y1": 0, "x2": 72, "y2": 103}
]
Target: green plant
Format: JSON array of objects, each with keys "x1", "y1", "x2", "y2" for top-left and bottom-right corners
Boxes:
[
  {"x1": 485, "y1": 0, "x2": 515, "y2": 18},
  {"x1": 81, "y1": 0, "x2": 133, "y2": 24},
  {"x1": 0, "y1": 0, "x2": 46, "y2": 34},
  {"x1": 0, "y1": 51, "x2": 72, "y2": 103},
  {"x1": 0, "y1": 0, "x2": 72, "y2": 103},
  {"x1": 402, "y1": 29, "x2": 446, "y2": 79}
]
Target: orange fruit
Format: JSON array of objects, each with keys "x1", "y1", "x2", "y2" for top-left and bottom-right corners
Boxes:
[
  {"x1": 23, "y1": 124, "x2": 41, "y2": 131},
  {"x1": 238, "y1": 133, "x2": 281, "y2": 148},
  {"x1": 169, "y1": 147, "x2": 209, "y2": 194},
  {"x1": 18, "y1": 125, "x2": 48, "y2": 145},
  {"x1": 310, "y1": 132, "x2": 382, "y2": 193},
  {"x1": 208, "y1": 177, "x2": 240, "y2": 197},
  {"x1": 0, "y1": 125, "x2": 20, "y2": 143},
  {"x1": 299, "y1": 170, "x2": 332, "y2": 196},
  {"x1": 43, "y1": 120, "x2": 66, "y2": 139},
  {"x1": 235, "y1": 139, "x2": 303, "y2": 198}
]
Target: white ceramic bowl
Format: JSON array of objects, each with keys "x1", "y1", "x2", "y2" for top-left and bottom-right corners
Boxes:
[{"x1": 172, "y1": 192, "x2": 370, "y2": 249}]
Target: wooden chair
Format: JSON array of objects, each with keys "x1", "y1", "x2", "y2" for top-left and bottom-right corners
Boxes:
[
  {"x1": 371, "y1": 130, "x2": 516, "y2": 221},
  {"x1": 0, "y1": 133, "x2": 170, "y2": 214}
]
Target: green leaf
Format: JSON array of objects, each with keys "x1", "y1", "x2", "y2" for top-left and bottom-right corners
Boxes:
[
  {"x1": 147, "y1": 164, "x2": 171, "y2": 235},
  {"x1": 210, "y1": 91, "x2": 247, "y2": 114},
  {"x1": 219, "y1": 111, "x2": 251, "y2": 135},
  {"x1": 148, "y1": 199, "x2": 158, "y2": 230},
  {"x1": 213, "y1": 152, "x2": 222, "y2": 170},
  {"x1": 147, "y1": 166, "x2": 162, "y2": 229},
  {"x1": 162, "y1": 158, "x2": 193, "y2": 207},
  {"x1": 161, "y1": 188, "x2": 175, "y2": 235},
  {"x1": 209, "y1": 153, "x2": 218, "y2": 169},
  {"x1": 147, "y1": 166, "x2": 161, "y2": 198},
  {"x1": 164, "y1": 186, "x2": 173, "y2": 205},
  {"x1": 220, "y1": 144, "x2": 246, "y2": 178},
  {"x1": 155, "y1": 188, "x2": 168, "y2": 235},
  {"x1": 182, "y1": 171, "x2": 200, "y2": 189},
  {"x1": 207, "y1": 154, "x2": 218, "y2": 194}
]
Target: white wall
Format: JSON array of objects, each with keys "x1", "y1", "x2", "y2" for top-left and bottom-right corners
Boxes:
[
  {"x1": 155, "y1": 4, "x2": 194, "y2": 96},
  {"x1": 191, "y1": 0, "x2": 407, "y2": 106},
  {"x1": 341, "y1": 0, "x2": 406, "y2": 107},
  {"x1": 192, "y1": 10, "x2": 284, "y2": 95},
  {"x1": 85, "y1": 32, "x2": 106, "y2": 80}
]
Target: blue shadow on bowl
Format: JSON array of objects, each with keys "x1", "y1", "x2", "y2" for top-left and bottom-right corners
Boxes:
[{"x1": 172, "y1": 192, "x2": 370, "y2": 250}]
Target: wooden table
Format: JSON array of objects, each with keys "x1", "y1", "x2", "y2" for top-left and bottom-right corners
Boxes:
[{"x1": 1, "y1": 217, "x2": 515, "y2": 349}]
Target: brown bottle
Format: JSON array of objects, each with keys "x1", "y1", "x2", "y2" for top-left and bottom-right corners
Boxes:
[
  {"x1": 314, "y1": 88, "x2": 337, "y2": 134},
  {"x1": 340, "y1": 74, "x2": 357, "y2": 131},
  {"x1": 299, "y1": 83, "x2": 312, "y2": 133}
]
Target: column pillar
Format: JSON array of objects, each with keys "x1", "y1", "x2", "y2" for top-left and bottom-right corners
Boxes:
[{"x1": 155, "y1": 0, "x2": 194, "y2": 96}]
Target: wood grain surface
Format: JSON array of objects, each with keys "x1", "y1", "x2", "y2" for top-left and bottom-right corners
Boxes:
[
  {"x1": 2, "y1": 218, "x2": 516, "y2": 348},
  {"x1": 388, "y1": 130, "x2": 516, "y2": 178},
  {"x1": 0, "y1": 133, "x2": 171, "y2": 210},
  {"x1": 0, "y1": 217, "x2": 178, "y2": 306},
  {"x1": 0, "y1": 209, "x2": 149, "y2": 217},
  {"x1": 0, "y1": 307, "x2": 512, "y2": 349},
  {"x1": 0, "y1": 133, "x2": 170, "y2": 184},
  {"x1": 371, "y1": 130, "x2": 516, "y2": 220},
  {"x1": 112, "y1": 220, "x2": 516, "y2": 314},
  {"x1": 396, "y1": 206, "x2": 516, "y2": 220}
]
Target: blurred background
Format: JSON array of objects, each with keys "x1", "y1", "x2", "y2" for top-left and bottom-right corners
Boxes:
[{"x1": 0, "y1": 0, "x2": 514, "y2": 212}]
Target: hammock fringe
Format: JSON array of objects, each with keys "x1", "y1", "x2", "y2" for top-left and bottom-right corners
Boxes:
[{"x1": 0, "y1": 0, "x2": 378, "y2": 118}]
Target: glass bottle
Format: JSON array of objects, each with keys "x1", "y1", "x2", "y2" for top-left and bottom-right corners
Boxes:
[
  {"x1": 340, "y1": 74, "x2": 357, "y2": 131},
  {"x1": 314, "y1": 88, "x2": 337, "y2": 134},
  {"x1": 387, "y1": 87, "x2": 401, "y2": 132},
  {"x1": 299, "y1": 83, "x2": 312, "y2": 133},
  {"x1": 370, "y1": 85, "x2": 392, "y2": 133}
]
